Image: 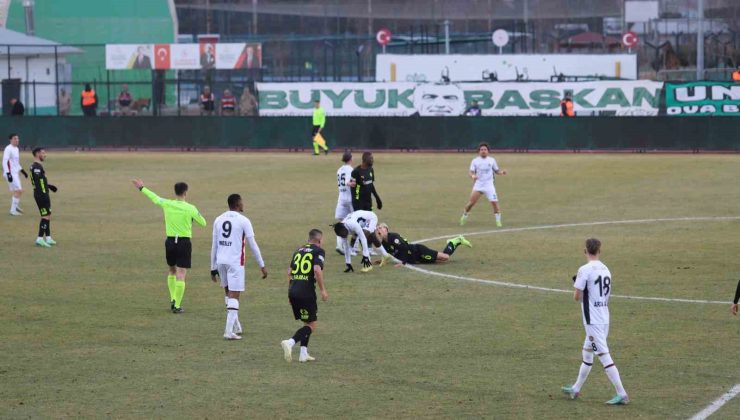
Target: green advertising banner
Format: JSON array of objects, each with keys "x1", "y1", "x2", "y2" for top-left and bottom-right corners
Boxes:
[{"x1": 665, "y1": 81, "x2": 740, "y2": 116}]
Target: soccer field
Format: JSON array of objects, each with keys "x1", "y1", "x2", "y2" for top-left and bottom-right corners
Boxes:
[{"x1": 1, "y1": 151, "x2": 738, "y2": 419}]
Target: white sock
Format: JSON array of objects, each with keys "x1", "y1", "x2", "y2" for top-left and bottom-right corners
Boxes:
[
  {"x1": 11, "y1": 197, "x2": 18, "y2": 212},
  {"x1": 462, "y1": 211, "x2": 468, "y2": 217},
  {"x1": 285, "y1": 338, "x2": 296, "y2": 347},
  {"x1": 224, "y1": 295, "x2": 228, "y2": 306},
  {"x1": 37, "y1": 236, "x2": 43, "y2": 241},
  {"x1": 336, "y1": 235, "x2": 342, "y2": 249},
  {"x1": 300, "y1": 346, "x2": 309, "y2": 357},
  {"x1": 495, "y1": 212, "x2": 502, "y2": 223},
  {"x1": 573, "y1": 350, "x2": 594, "y2": 392},
  {"x1": 599, "y1": 354, "x2": 627, "y2": 397},
  {"x1": 46, "y1": 236, "x2": 53, "y2": 241},
  {"x1": 225, "y1": 298, "x2": 239, "y2": 335},
  {"x1": 234, "y1": 317, "x2": 242, "y2": 333}
]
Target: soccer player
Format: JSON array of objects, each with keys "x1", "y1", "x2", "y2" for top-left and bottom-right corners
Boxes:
[
  {"x1": 350, "y1": 152, "x2": 382, "y2": 212},
  {"x1": 281, "y1": 229, "x2": 329, "y2": 363},
  {"x1": 333, "y1": 209, "x2": 385, "y2": 273},
  {"x1": 3, "y1": 133, "x2": 29, "y2": 216},
  {"x1": 132, "y1": 179, "x2": 206, "y2": 313},
  {"x1": 374, "y1": 223, "x2": 471, "y2": 266},
  {"x1": 334, "y1": 151, "x2": 355, "y2": 254},
  {"x1": 460, "y1": 142, "x2": 507, "y2": 227},
  {"x1": 210, "y1": 194, "x2": 268, "y2": 340},
  {"x1": 311, "y1": 100, "x2": 329, "y2": 155},
  {"x1": 562, "y1": 238, "x2": 629, "y2": 405},
  {"x1": 29, "y1": 147, "x2": 58, "y2": 247},
  {"x1": 731, "y1": 280, "x2": 739, "y2": 316}
]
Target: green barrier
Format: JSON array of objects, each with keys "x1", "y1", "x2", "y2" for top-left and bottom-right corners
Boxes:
[{"x1": 0, "y1": 116, "x2": 738, "y2": 150}]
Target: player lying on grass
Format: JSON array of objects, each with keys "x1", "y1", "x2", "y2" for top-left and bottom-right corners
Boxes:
[{"x1": 374, "y1": 223, "x2": 471, "y2": 267}]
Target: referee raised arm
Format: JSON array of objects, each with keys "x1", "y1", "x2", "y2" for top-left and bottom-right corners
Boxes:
[{"x1": 132, "y1": 178, "x2": 206, "y2": 313}]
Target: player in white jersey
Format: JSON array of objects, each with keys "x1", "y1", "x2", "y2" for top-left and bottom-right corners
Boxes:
[
  {"x1": 3, "y1": 133, "x2": 29, "y2": 215},
  {"x1": 562, "y1": 238, "x2": 629, "y2": 405},
  {"x1": 460, "y1": 142, "x2": 507, "y2": 227},
  {"x1": 210, "y1": 194, "x2": 268, "y2": 340},
  {"x1": 333, "y1": 209, "x2": 389, "y2": 273},
  {"x1": 335, "y1": 151, "x2": 355, "y2": 254}
]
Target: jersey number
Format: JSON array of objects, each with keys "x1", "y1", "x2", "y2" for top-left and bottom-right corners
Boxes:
[
  {"x1": 337, "y1": 173, "x2": 346, "y2": 187},
  {"x1": 291, "y1": 253, "x2": 314, "y2": 275},
  {"x1": 594, "y1": 276, "x2": 611, "y2": 297},
  {"x1": 222, "y1": 221, "x2": 232, "y2": 238}
]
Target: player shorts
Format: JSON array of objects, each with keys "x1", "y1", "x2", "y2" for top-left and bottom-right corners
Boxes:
[
  {"x1": 411, "y1": 244, "x2": 438, "y2": 264},
  {"x1": 335, "y1": 199, "x2": 353, "y2": 220},
  {"x1": 5, "y1": 173, "x2": 21, "y2": 192},
  {"x1": 289, "y1": 296, "x2": 318, "y2": 323},
  {"x1": 217, "y1": 263, "x2": 245, "y2": 292},
  {"x1": 473, "y1": 184, "x2": 498, "y2": 202},
  {"x1": 165, "y1": 237, "x2": 192, "y2": 269},
  {"x1": 34, "y1": 194, "x2": 51, "y2": 216},
  {"x1": 582, "y1": 324, "x2": 610, "y2": 354}
]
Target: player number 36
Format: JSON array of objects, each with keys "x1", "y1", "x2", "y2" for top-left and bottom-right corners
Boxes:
[{"x1": 291, "y1": 253, "x2": 314, "y2": 275}]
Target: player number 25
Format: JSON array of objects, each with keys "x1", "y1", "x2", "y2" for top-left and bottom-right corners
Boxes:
[{"x1": 291, "y1": 253, "x2": 314, "y2": 275}]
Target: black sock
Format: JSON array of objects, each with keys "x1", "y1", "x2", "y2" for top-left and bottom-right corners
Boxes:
[
  {"x1": 45, "y1": 219, "x2": 51, "y2": 237},
  {"x1": 301, "y1": 328, "x2": 312, "y2": 347},
  {"x1": 38, "y1": 219, "x2": 47, "y2": 237},
  {"x1": 443, "y1": 242, "x2": 458, "y2": 256},
  {"x1": 292, "y1": 326, "x2": 312, "y2": 344}
]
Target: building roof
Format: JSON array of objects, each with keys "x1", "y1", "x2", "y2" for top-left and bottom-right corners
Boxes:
[{"x1": 0, "y1": 27, "x2": 82, "y2": 56}]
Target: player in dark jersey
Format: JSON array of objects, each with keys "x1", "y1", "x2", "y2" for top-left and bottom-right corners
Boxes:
[
  {"x1": 280, "y1": 229, "x2": 329, "y2": 363},
  {"x1": 350, "y1": 152, "x2": 382, "y2": 211},
  {"x1": 374, "y1": 223, "x2": 471, "y2": 266},
  {"x1": 29, "y1": 147, "x2": 57, "y2": 248}
]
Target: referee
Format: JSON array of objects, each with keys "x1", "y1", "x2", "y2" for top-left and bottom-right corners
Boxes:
[
  {"x1": 311, "y1": 100, "x2": 329, "y2": 155},
  {"x1": 132, "y1": 178, "x2": 206, "y2": 313}
]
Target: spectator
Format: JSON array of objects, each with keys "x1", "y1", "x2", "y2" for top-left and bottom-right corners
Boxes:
[
  {"x1": 118, "y1": 84, "x2": 133, "y2": 116},
  {"x1": 732, "y1": 65, "x2": 740, "y2": 82},
  {"x1": 465, "y1": 100, "x2": 482, "y2": 116},
  {"x1": 220, "y1": 89, "x2": 236, "y2": 116},
  {"x1": 560, "y1": 92, "x2": 574, "y2": 117},
  {"x1": 58, "y1": 88, "x2": 71, "y2": 116},
  {"x1": 239, "y1": 88, "x2": 258, "y2": 116},
  {"x1": 10, "y1": 98, "x2": 24, "y2": 116},
  {"x1": 81, "y1": 83, "x2": 98, "y2": 117},
  {"x1": 200, "y1": 86, "x2": 215, "y2": 116}
]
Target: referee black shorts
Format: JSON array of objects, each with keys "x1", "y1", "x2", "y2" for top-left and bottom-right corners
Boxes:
[
  {"x1": 311, "y1": 125, "x2": 321, "y2": 137},
  {"x1": 165, "y1": 237, "x2": 192, "y2": 269}
]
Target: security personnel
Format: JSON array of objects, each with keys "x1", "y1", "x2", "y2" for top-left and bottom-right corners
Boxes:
[
  {"x1": 80, "y1": 83, "x2": 98, "y2": 116},
  {"x1": 560, "y1": 92, "x2": 575, "y2": 117},
  {"x1": 732, "y1": 66, "x2": 740, "y2": 82}
]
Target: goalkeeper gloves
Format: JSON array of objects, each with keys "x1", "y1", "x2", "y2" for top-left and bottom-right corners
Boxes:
[
  {"x1": 20, "y1": 169, "x2": 28, "y2": 178},
  {"x1": 360, "y1": 256, "x2": 373, "y2": 272},
  {"x1": 344, "y1": 263, "x2": 354, "y2": 273},
  {"x1": 5, "y1": 172, "x2": 12, "y2": 182},
  {"x1": 211, "y1": 269, "x2": 219, "y2": 277},
  {"x1": 572, "y1": 275, "x2": 576, "y2": 283},
  {"x1": 48, "y1": 185, "x2": 57, "y2": 193},
  {"x1": 375, "y1": 197, "x2": 383, "y2": 210}
]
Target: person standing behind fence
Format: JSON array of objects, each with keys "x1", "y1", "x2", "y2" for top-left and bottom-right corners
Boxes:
[
  {"x1": 58, "y1": 89, "x2": 71, "y2": 116},
  {"x1": 311, "y1": 100, "x2": 329, "y2": 155},
  {"x1": 10, "y1": 98, "x2": 24, "y2": 116},
  {"x1": 221, "y1": 89, "x2": 236, "y2": 116},
  {"x1": 560, "y1": 92, "x2": 574, "y2": 117},
  {"x1": 81, "y1": 84, "x2": 98, "y2": 117},
  {"x1": 240, "y1": 88, "x2": 258, "y2": 116},
  {"x1": 200, "y1": 86, "x2": 215, "y2": 116},
  {"x1": 118, "y1": 84, "x2": 133, "y2": 116}
]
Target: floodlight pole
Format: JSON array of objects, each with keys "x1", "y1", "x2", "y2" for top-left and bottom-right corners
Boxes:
[
  {"x1": 696, "y1": 0, "x2": 704, "y2": 80},
  {"x1": 443, "y1": 20, "x2": 450, "y2": 54}
]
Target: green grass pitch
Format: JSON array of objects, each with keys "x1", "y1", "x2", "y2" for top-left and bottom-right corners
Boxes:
[{"x1": 1, "y1": 151, "x2": 738, "y2": 418}]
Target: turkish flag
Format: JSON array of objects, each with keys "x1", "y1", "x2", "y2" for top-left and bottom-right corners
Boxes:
[{"x1": 154, "y1": 44, "x2": 171, "y2": 69}]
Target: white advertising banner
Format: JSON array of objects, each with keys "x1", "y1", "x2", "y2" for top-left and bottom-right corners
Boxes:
[
  {"x1": 257, "y1": 81, "x2": 663, "y2": 117},
  {"x1": 375, "y1": 54, "x2": 638, "y2": 82}
]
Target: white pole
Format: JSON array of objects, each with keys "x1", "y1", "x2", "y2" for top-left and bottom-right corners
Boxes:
[
  {"x1": 444, "y1": 20, "x2": 450, "y2": 54},
  {"x1": 696, "y1": 0, "x2": 704, "y2": 80}
]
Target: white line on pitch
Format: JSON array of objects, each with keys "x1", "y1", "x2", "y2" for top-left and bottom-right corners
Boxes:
[
  {"x1": 689, "y1": 384, "x2": 740, "y2": 420},
  {"x1": 401, "y1": 216, "x2": 740, "y2": 305}
]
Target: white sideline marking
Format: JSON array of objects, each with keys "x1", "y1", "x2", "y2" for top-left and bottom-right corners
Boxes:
[
  {"x1": 402, "y1": 216, "x2": 740, "y2": 305},
  {"x1": 689, "y1": 384, "x2": 740, "y2": 420}
]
